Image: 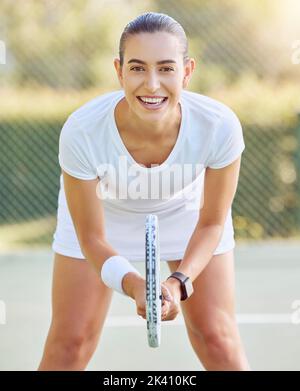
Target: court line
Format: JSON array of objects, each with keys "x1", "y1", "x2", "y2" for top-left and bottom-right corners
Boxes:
[{"x1": 105, "y1": 313, "x2": 296, "y2": 327}]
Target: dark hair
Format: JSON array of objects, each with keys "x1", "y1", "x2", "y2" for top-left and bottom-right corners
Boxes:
[{"x1": 119, "y1": 12, "x2": 189, "y2": 66}]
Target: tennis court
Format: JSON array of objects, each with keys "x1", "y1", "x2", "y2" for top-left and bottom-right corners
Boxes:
[{"x1": 0, "y1": 240, "x2": 299, "y2": 371}]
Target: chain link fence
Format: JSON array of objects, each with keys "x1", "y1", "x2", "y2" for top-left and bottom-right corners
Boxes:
[{"x1": 0, "y1": 0, "x2": 299, "y2": 249}]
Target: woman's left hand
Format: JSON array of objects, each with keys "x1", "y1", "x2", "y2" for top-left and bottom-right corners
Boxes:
[{"x1": 160, "y1": 278, "x2": 182, "y2": 321}]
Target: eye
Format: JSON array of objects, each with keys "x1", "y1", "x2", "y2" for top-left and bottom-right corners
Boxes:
[
  {"x1": 160, "y1": 67, "x2": 174, "y2": 72},
  {"x1": 130, "y1": 66, "x2": 145, "y2": 72},
  {"x1": 130, "y1": 66, "x2": 174, "y2": 72}
]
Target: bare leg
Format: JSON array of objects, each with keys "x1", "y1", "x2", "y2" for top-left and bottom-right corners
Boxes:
[
  {"x1": 167, "y1": 251, "x2": 251, "y2": 371},
  {"x1": 38, "y1": 253, "x2": 113, "y2": 371}
]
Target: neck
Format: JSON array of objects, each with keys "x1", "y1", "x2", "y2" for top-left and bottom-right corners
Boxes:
[{"x1": 115, "y1": 98, "x2": 182, "y2": 143}]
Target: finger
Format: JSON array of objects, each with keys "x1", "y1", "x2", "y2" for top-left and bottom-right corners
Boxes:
[
  {"x1": 162, "y1": 304, "x2": 180, "y2": 320},
  {"x1": 161, "y1": 301, "x2": 170, "y2": 312},
  {"x1": 162, "y1": 303, "x2": 171, "y2": 316},
  {"x1": 161, "y1": 284, "x2": 172, "y2": 296},
  {"x1": 163, "y1": 312, "x2": 176, "y2": 321},
  {"x1": 161, "y1": 286, "x2": 172, "y2": 301},
  {"x1": 161, "y1": 297, "x2": 171, "y2": 306},
  {"x1": 161, "y1": 304, "x2": 168, "y2": 317}
]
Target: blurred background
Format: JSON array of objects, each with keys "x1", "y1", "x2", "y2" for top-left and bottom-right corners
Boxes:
[
  {"x1": 0, "y1": 0, "x2": 300, "y2": 247},
  {"x1": 0, "y1": 0, "x2": 300, "y2": 371}
]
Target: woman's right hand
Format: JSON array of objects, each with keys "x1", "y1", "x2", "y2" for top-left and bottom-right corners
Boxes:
[
  {"x1": 123, "y1": 273, "x2": 174, "y2": 320},
  {"x1": 132, "y1": 278, "x2": 148, "y2": 319},
  {"x1": 126, "y1": 278, "x2": 173, "y2": 320},
  {"x1": 122, "y1": 273, "x2": 149, "y2": 319}
]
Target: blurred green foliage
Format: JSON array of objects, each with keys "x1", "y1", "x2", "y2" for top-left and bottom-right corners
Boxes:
[{"x1": 0, "y1": 0, "x2": 299, "y2": 248}]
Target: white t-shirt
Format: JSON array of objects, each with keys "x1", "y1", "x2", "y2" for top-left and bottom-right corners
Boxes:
[{"x1": 57, "y1": 89, "x2": 245, "y2": 261}]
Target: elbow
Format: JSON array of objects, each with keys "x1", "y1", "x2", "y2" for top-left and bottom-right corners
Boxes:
[
  {"x1": 196, "y1": 222, "x2": 225, "y2": 239},
  {"x1": 197, "y1": 220, "x2": 224, "y2": 231},
  {"x1": 80, "y1": 234, "x2": 108, "y2": 254}
]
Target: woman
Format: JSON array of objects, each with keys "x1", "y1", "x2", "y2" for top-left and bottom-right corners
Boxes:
[{"x1": 38, "y1": 12, "x2": 250, "y2": 371}]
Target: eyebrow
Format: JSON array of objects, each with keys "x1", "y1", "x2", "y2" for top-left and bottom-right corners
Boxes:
[{"x1": 127, "y1": 58, "x2": 177, "y2": 65}]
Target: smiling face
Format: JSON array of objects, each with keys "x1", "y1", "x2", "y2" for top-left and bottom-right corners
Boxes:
[{"x1": 114, "y1": 32, "x2": 195, "y2": 125}]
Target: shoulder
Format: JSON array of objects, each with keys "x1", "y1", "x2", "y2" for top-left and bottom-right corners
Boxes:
[
  {"x1": 181, "y1": 90, "x2": 241, "y2": 133},
  {"x1": 65, "y1": 89, "x2": 124, "y2": 133},
  {"x1": 181, "y1": 91, "x2": 244, "y2": 169}
]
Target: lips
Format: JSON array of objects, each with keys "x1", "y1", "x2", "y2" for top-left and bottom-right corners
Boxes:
[
  {"x1": 137, "y1": 96, "x2": 167, "y2": 102},
  {"x1": 136, "y1": 96, "x2": 168, "y2": 110}
]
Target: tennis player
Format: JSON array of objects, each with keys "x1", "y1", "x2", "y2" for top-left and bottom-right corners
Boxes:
[{"x1": 38, "y1": 12, "x2": 250, "y2": 371}]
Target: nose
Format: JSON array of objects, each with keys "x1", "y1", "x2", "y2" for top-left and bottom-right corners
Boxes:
[{"x1": 144, "y1": 69, "x2": 160, "y2": 92}]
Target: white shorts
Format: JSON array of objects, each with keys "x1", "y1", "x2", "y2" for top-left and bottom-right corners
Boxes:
[{"x1": 52, "y1": 179, "x2": 235, "y2": 262}]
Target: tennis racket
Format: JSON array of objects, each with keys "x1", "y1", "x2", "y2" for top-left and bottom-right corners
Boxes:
[{"x1": 145, "y1": 214, "x2": 162, "y2": 348}]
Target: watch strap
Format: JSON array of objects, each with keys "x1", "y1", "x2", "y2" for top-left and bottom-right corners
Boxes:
[{"x1": 167, "y1": 272, "x2": 189, "y2": 301}]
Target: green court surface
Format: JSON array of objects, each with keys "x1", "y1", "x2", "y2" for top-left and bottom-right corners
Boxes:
[{"x1": 0, "y1": 241, "x2": 300, "y2": 371}]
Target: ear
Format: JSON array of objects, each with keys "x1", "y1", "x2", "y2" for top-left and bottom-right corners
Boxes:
[
  {"x1": 114, "y1": 58, "x2": 124, "y2": 87},
  {"x1": 182, "y1": 58, "x2": 196, "y2": 89}
]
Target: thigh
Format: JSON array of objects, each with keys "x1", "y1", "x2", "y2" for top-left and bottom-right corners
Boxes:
[
  {"x1": 167, "y1": 250, "x2": 236, "y2": 336},
  {"x1": 50, "y1": 253, "x2": 113, "y2": 340}
]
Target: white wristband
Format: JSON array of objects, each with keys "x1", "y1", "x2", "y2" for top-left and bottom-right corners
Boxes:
[{"x1": 100, "y1": 255, "x2": 141, "y2": 296}]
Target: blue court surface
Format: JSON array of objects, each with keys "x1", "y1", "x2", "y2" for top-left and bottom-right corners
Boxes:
[{"x1": 0, "y1": 241, "x2": 299, "y2": 371}]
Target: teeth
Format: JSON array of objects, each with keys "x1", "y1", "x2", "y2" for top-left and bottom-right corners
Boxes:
[{"x1": 139, "y1": 97, "x2": 165, "y2": 104}]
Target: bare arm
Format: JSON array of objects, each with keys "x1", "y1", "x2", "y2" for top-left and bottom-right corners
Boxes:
[
  {"x1": 62, "y1": 170, "x2": 143, "y2": 297},
  {"x1": 175, "y1": 156, "x2": 242, "y2": 282}
]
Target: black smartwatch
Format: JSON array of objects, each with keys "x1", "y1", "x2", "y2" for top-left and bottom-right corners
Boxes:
[{"x1": 167, "y1": 272, "x2": 194, "y2": 301}]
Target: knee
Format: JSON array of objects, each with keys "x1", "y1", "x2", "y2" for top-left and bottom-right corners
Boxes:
[
  {"x1": 202, "y1": 316, "x2": 242, "y2": 364},
  {"x1": 45, "y1": 326, "x2": 99, "y2": 365},
  {"x1": 189, "y1": 313, "x2": 240, "y2": 362},
  {"x1": 203, "y1": 329, "x2": 237, "y2": 363}
]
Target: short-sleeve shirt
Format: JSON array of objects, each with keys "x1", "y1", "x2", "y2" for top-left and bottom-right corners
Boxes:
[{"x1": 57, "y1": 89, "x2": 245, "y2": 261}]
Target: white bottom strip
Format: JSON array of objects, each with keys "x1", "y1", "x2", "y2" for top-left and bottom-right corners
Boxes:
[{"x1": 105, "y1": 313, "x2": 295, "y2": 328}]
